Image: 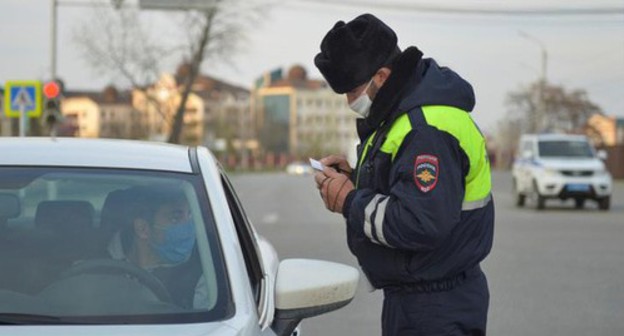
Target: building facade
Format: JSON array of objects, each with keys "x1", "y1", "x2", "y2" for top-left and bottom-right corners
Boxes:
[
  {"x1": 41, "y1": 69, "x2": 250, "y2": 150},
  {"x1": 132, "y1": 74, "x2": 205, "y2": 145},
  {"x1": 61, "y1": 95, "x2": 100, "y2": 138},
  {"x1": 253, "y1": 65, "x2": 358, "y2": 162},
  {"x1": 294, "y1": 88, "x2": 358, "y2": 162},
  {"x1": 98, "y1": 87, "x2": 146, "y2": 139},
  {"x1": 173, "y1": 64, "x2": 253, "y2": 155},
  {"x1": 586, "y1": 114, "x2": 624, "y2": 147},
  {"x1": 62, "y1": 87, "x2": 145, "y2": 139}
]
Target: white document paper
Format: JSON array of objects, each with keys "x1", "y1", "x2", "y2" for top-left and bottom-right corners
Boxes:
[{"x1": 309, "y1": 158, "x2": 325, "y2": 171}]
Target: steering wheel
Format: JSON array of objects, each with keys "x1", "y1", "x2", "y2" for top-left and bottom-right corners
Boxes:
[{"x1": 59, "y1": 259, "x2": 173, "y2": 303}]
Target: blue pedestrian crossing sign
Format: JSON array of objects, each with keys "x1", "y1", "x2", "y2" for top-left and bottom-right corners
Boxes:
[{"x1": 4, "y1": 80, "x2": 42, "y2": 118}]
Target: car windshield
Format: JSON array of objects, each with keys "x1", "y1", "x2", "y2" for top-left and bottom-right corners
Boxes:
[
  {"x1": 537, "y1": 140, "x2": 594, "y2": 158},
  {"x1": 0, "y1": 167, "x2": 230, "y2": 324}
]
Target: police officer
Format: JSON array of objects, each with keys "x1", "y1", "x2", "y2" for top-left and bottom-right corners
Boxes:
[{"x1": 313, "y1": 14, "x2": 494, "y2": 336}]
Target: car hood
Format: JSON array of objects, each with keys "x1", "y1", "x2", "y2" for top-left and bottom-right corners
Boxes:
[
  {"x1": 0, "y1": 322, "x2": 246, "y2": 336},
  {"x1": 537, "y1": 158, "x2": 604, "y2": 171}
]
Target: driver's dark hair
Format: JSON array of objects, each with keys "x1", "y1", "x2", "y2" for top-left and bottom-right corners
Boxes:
[
  {"x1": 120, "y1": 185, "x2": 187, "y2": 251},
  {"x1": 132, "y1": 185, "x2": 187, "y2": 222}
]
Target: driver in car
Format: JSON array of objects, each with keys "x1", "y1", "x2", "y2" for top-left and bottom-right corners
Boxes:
[{"x1": 106, "y1": 185, "x2": 208, "y2": 309}]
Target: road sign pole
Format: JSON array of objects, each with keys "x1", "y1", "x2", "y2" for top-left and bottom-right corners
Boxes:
[{"x1": 19, "y1": 105, "x2": 26, "y2": 137}]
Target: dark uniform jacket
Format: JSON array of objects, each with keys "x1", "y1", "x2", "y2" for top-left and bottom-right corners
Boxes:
[{"x1": 342, "y1": 47, "x2": 495, "y2": 289}]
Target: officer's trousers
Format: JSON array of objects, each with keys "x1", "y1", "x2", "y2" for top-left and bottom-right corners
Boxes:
[{"x1": 381, "y1": 268, "x2": 489, "y2": 336}]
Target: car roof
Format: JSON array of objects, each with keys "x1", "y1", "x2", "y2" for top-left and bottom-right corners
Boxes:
[
  {"x1": 521, "y1": 133, "x2": 588, "y2": 141},
  {"x1": 0, "y1": 137, "x2": 195, "y2": 173}
]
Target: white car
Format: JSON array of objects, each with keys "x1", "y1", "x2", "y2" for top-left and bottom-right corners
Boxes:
[
  {"x1": 0, "y1": 137, "x2": 358, "y2": 335},
  {"x1": 512, "y1": 134, "x2": 613, "y2": 210},
  {"x1": 285, "y1": 162, "x2": 314, "y2": 176}
]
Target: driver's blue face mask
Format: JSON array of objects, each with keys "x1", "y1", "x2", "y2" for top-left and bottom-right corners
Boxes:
[{"x1": 150, "y1": 219, "x2": 196, "y2": 265}]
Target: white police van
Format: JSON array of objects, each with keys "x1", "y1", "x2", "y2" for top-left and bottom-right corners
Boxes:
[{"x1": 512, "y1": 134, "x2": 613, "y2": 210}]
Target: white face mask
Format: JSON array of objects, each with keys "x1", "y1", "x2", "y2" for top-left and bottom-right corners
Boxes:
[{"x1": 349, "y1": 79, "x2": 374, "y2": 118}]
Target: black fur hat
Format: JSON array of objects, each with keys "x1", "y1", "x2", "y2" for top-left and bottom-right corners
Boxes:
[{"x1": 314, "y1": 13, "x2": 400, "y2": 94}]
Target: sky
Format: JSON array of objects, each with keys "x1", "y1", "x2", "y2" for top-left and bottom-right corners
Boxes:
[{"x1": 1, "y1": 0, "x2": 623, "y2": 133}]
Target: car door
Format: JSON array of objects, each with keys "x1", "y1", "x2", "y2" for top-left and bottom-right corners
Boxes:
[{"x1": 219, "y1": 171, "x2": 278, "y2": 334}]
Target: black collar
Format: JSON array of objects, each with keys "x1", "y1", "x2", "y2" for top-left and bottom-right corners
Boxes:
[
  {"x1": 357, "y1": 47, "x2": 423, "y2": 139},
  {"x1": 356, "y1": 47, "x2": 423, "y2": 140}
]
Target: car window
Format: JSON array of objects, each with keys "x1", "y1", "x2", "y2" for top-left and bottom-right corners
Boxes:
[
  {"x1": 0, "y1": 167, "x2": 230, "y2": 324},
  {"x1": 538, "y1": 140, "x2": 594, "y2": 158}
]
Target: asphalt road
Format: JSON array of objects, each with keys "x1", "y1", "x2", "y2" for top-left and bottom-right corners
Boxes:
[{"x1": 230, "y1": 171, "x2": 624, "y2": 336}]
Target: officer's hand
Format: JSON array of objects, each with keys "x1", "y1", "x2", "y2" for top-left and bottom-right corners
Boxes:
[
  {"x1": 315, "y1": 166, "x2": 354, "y2": 214},
  {"x1": 320, "y1": 155, "x2": 353, "y2": 177}
]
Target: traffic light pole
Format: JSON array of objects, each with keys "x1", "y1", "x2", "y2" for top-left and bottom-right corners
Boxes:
[
  {"x1": 50, "y1": 0, "x2": 58, "y2": 80},
  {"x1": 50, "y1": 1, "x2": 126, "y2": 80}
]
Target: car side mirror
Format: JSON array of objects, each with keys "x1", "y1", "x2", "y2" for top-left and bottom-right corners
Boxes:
[
  {"x1": 271, "y1": 259, "x2": 359, "y2": 336},
  {"x1": 596, "y1": 149, "x2": 608, "y2": 160}
]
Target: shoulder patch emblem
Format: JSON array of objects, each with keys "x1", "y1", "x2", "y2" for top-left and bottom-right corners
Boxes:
[{"x1": 414, "y1": 154, "x2": 439, "y2": 193}]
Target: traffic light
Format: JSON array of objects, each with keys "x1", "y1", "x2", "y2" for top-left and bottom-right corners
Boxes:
[{"x1": 43, "y1": 81, "x2": 63, "y2": 134}]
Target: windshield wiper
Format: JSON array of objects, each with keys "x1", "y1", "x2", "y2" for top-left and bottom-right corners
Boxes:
[{"x1": 0, "y1": 313, "x2": 63, "y2": 325}]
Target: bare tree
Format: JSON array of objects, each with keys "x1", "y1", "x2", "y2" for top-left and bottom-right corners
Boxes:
[
  {"x1": 73, "y1": 0, "x2": 267, "y2": 144},
  {"x1": 73, "y1": 7, "x2": 174, "y2": 134},
  {"x1": 506, "y1": 81, "x2": 541, "y2": 133},
  {"x1": 493, "y1": 118, "x2": 524, "y2": 169},
  {"x1": 505, "y1": 80, "x2": 603, "y2": 134}
]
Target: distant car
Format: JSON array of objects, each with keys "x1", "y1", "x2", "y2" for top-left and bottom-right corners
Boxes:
[
  {"x1": 286, "y1": 162, "x2": 314, "y2": 175},
  {"x1": 512, "y1": 134, "x2": 613, "y2": 210},
  {"x1": 0, "y1": 137, "x2": 358, "y2": 335}
]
